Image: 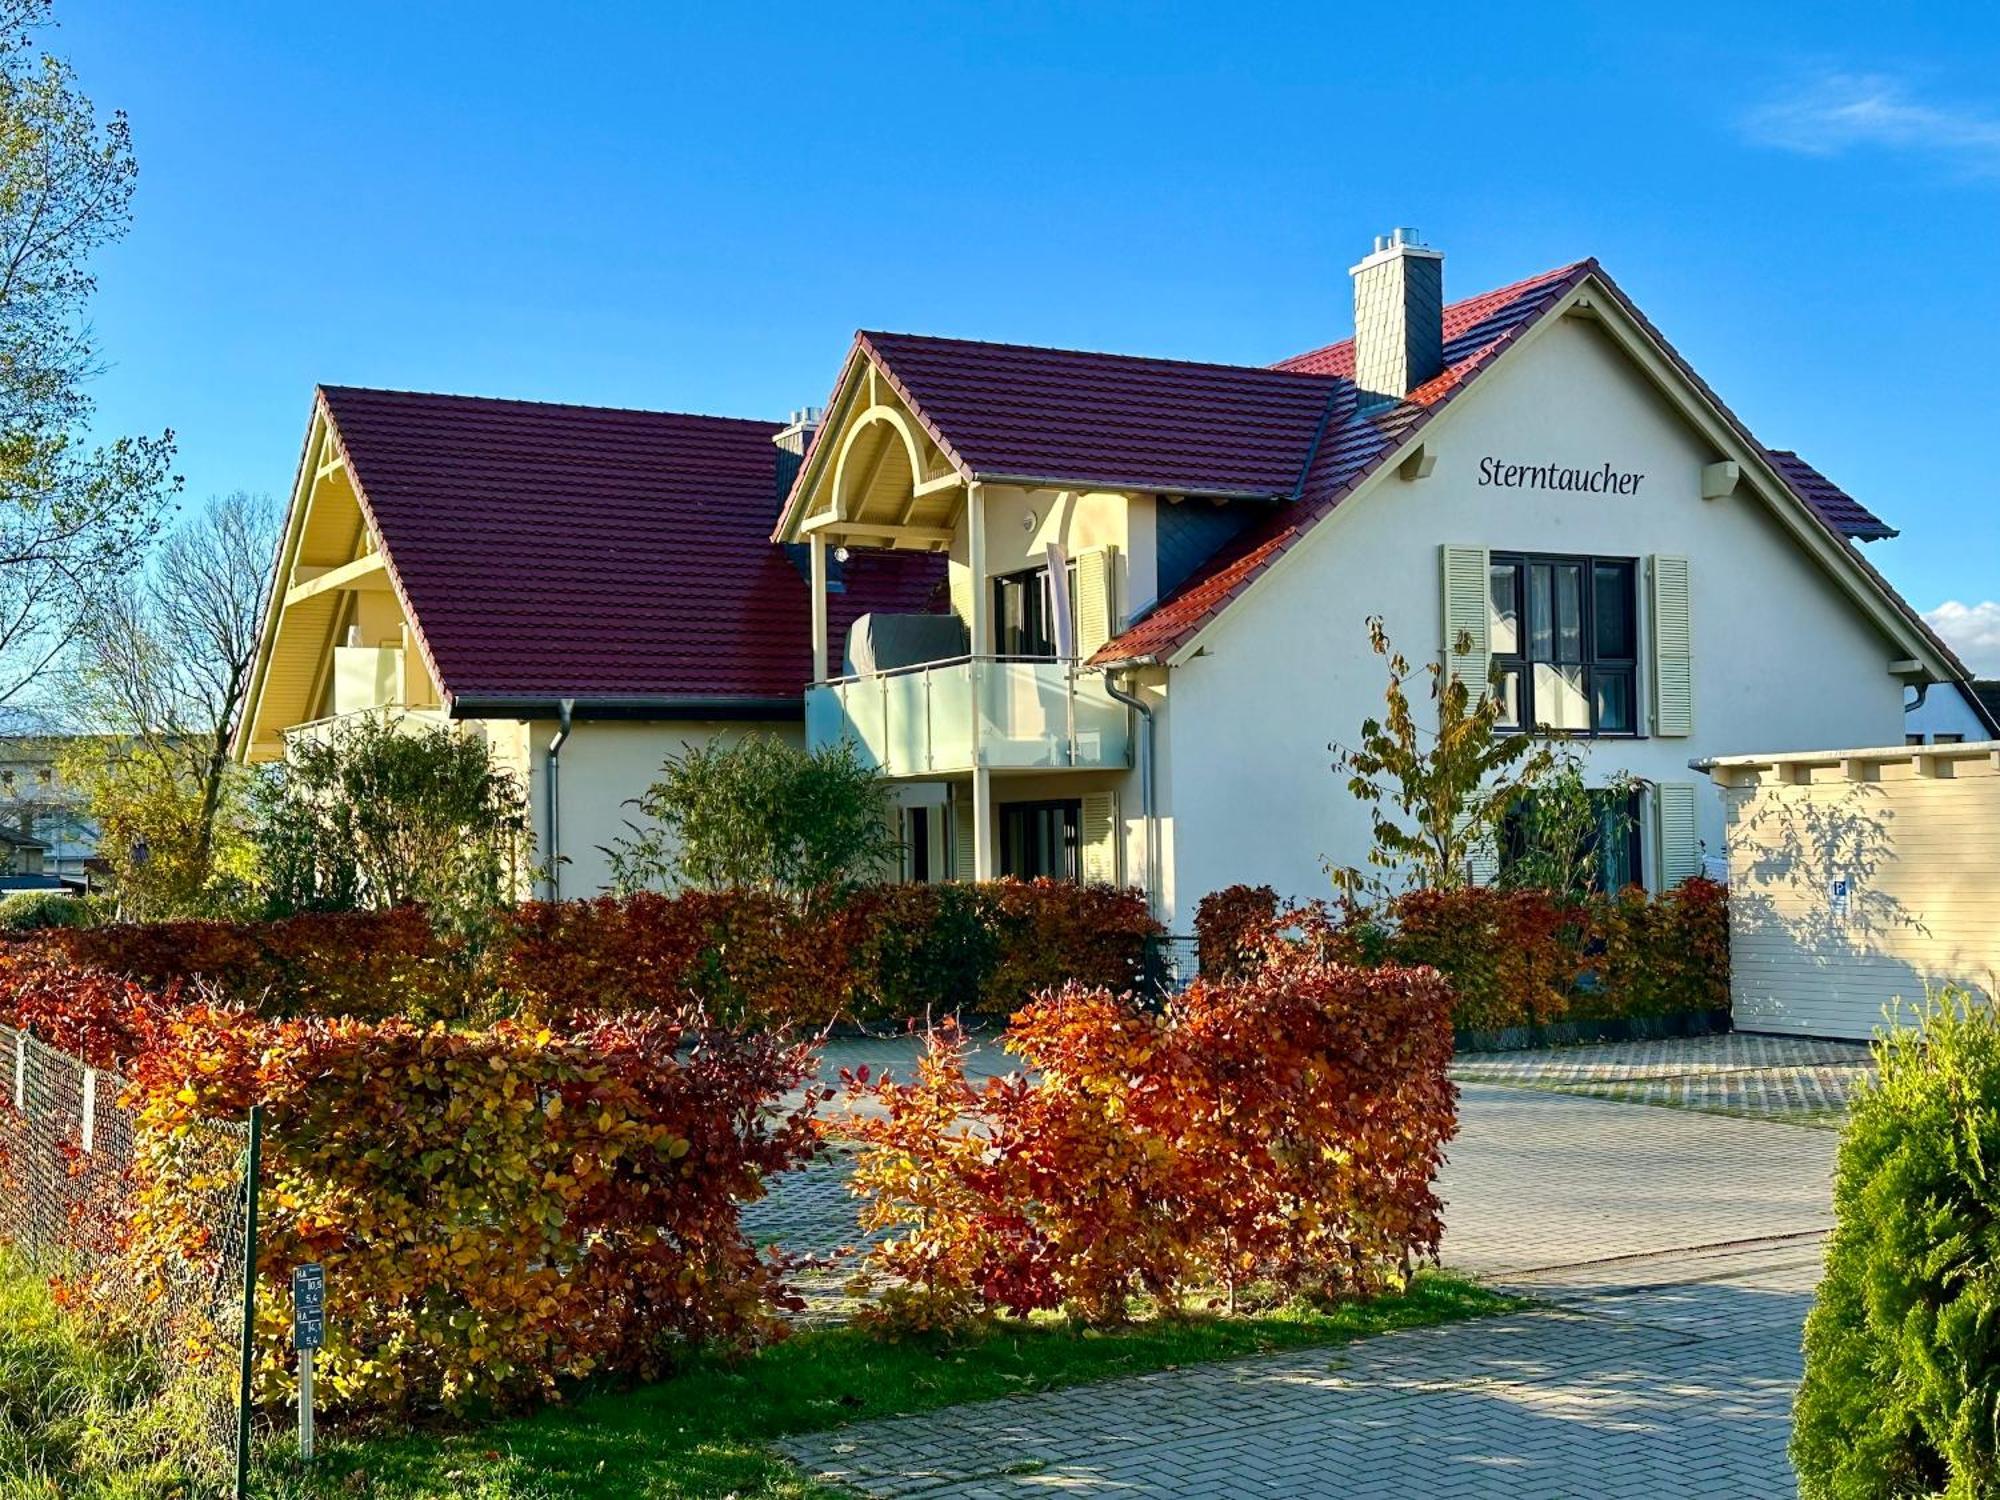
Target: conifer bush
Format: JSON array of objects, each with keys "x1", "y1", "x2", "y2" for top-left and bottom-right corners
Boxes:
[{"x1": 1794, "y1": 993, "x2": 2000, "y2": 1500}]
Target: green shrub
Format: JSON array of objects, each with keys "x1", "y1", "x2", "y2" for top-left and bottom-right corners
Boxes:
[
  {"x1": 1794, "y1": 992, "x2": 2000, "y2": 1499},
  {"x1": 0, "y1": 890, "x2": 105, "y2": 932}
]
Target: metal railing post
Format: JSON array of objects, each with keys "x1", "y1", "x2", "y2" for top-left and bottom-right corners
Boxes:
[{"x1": 234, "y1": 1104, "x2": 263, "y2": 1500}]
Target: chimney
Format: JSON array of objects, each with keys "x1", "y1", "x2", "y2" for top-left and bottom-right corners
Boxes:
[
  {"x1": 772, "y1": 405, "x2": 822, "y2": 508},
  {"x1": 1350, "y1": 228, "x2": 1444, "y2": 402}
]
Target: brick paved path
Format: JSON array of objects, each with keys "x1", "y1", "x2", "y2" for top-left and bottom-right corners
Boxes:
[
  {"x1": 1453, "y1": 1032, "x2": 1874, "y2": 1128},
  {"x1": 780, "y1": 1081, "x2": 1839, "y2": 1497}
]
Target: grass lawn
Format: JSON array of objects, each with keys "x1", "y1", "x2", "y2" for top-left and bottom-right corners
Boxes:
[
  {"x1": 0, "y1": 1250, "x2": 221, "y2": 1500},
  {"x1": 0, "y1": 1247, "x2": 1513, "y2": 1498},
  {"x1": 261, "y1": 1272, "x2": 1513, "y2": 1500}
]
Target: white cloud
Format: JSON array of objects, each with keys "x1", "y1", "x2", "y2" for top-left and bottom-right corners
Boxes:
[
  {"x1": 1925, "y1": 600, "x2": 2000, "y2": 675},
  {"x1": 1744, "y1": 72, "x2": 2000, "y2": 172}
]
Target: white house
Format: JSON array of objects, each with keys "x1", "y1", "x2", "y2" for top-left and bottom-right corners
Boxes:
[{"x1": 774, "y1": 231, "x2": 1974, "y2": 927}]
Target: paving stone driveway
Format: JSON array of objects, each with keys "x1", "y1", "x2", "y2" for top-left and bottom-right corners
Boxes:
[
  {"x1": 779, "y1": 1069, "x2": 1840, "y2": 1498},
  {"x1": 1454, "y1": 1032, "x2": 1874, "y2": 1128}
]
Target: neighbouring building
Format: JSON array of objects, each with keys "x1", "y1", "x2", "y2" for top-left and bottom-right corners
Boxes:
[
  {"x1": 773, "y1": 232, "x2": 1976, "y2": 926},
  {"x1": 0, "y1": 737, "x2": 99, "y2": 890},
  {"x1": 1701, "y1": 739, "x2": 2000, "y2": 1038},
  {"x1": 1906, "y1": 677, "x2": 2000, "y2": 745},
  {"x1": 235, "y1": 389, "x2": 942, "y2": 896}
]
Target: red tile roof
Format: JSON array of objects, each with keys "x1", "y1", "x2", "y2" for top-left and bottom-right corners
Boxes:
[
  {"x1": 319, "y1": 386, "x2": 942, "y2": 708},
  {"x1": 1764, "y1": 450, "x2": 1895, "y2": 541},
  {"x1": 858, "y1": 331, "x2": 1344, "y2": 498},
  {"x1": 1093, "y1": 260, "x2": 1921, "y2": 666},
  {"x1": 1095, "y1": 263, "x2": 1592, "y2": 664}
]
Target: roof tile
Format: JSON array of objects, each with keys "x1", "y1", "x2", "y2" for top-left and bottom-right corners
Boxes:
[{"x1": 319, "y1": 387, "x2": 942, "y2": 705}]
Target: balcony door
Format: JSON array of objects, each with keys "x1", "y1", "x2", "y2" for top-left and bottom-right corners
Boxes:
[
  {"x1": 999, "y1": 799, "x2": 1081, "y2": 882},
  {"x1": 993, "y1": 566, "x2": 1058, "y2": 658}
]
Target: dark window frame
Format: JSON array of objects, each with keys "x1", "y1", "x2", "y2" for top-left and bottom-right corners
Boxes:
[{"x1": 1489, "y1": 551, "x2": 1641, "y2": 738}]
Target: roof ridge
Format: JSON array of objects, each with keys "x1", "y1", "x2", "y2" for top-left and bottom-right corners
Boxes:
[
  {"x1": 316, "y1": 383, "x2": 781, "y2": 429},
  {"x1": 859, "y1": 329, "x2": 1342, "y2": 384},
  {"x1": 1271, "y1": 258, "x2": 1596, "y2": 371}
]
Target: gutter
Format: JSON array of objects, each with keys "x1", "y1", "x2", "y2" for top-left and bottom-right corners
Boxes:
[
  {"x1": 1102, "y1": 670, "x2": 1160, "y2": 914},
  {"x1": 544, "y1": 699, "x2": 574, "y2": 902}
]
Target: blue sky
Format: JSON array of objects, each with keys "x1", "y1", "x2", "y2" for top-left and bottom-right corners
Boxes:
[{"x1": 54, "y1": 0, "x2": 2000, "y2": 671}]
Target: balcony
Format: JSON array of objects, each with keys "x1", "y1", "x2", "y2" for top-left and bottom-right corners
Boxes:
[
  {"x1": 281, "y1": 704, "x2": 449, "y2": 753},
  {"x1": 280, "y1": 647, "x2": 446, "y2": 752},
  {"x1": 805, "y1": 656, "x2": 1131, "y2": 777}
]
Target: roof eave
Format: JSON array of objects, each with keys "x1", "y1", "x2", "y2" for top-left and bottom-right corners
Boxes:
[{"x1": 444, "y1": 693, "x2": 805, "y2": 723}]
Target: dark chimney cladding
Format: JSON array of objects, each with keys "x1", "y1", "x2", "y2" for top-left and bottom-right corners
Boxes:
[
  {"x1": 1350, "y1": 228, "x2": 1444, "y2": 402},
  {"x1": 772, "y1": 405, "x2": 822, "y2": 508}
]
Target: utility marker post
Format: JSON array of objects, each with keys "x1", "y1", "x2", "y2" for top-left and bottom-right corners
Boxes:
[{"x1": 292, "y1": 1263, "x2": 325, "y2": 1462}]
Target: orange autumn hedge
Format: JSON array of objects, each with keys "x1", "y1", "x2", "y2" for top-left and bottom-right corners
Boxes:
[
  {"x1": 124, "y1": 1003, "x2": 824, "y2": 1417},
  {"x1": 1192, "y1": 878, "x2": 1730, "y2": 1033},
  {"x1": 9, "y1": 880, "x2": 1162, "y2": 1030},
  {"x1": 843, "y1": 950, "x2": 1457, "y2": 1329}
]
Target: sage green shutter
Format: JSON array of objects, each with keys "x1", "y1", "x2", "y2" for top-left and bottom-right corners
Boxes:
[
  {"x1": 1654, "y1": 782, "x2": 1701, "y2": 888},
  {"x1": 1454, "y1": 809, "x2": 1500, "y2": 887},
  {"x1": 1080, "y1": 790, "x2": 1120, "y2": 885},
  {"x1": 952, "y1": 792, "x2": 977, "y2": 881},
  {"x1": 1072, "y1": 547, "x2": 1116, "y2": 660},
  {"x1": 1440, "y1": 545, "x2": 1491, "y2": 693},
  {"x1": 1650, "y1": 555, "x2": 1693, "y2": 737}
]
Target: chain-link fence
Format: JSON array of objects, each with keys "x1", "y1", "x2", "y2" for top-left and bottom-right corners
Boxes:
[{"x1": 0, "y1": 1024, "x2": 256, "y2": 1493}]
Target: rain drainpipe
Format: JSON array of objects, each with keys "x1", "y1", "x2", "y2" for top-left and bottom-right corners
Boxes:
[
  {"x1": 545, "y1": 699, "x2": 575, "y2": 901},
  {"x1": 1905, "y1": 682, "x2": 1930, "y2": 716},
  {"x1": 1102, "y1": 669, "x2": 1158, "y2": 914}
]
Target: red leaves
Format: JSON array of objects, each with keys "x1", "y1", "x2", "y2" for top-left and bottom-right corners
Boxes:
[
  {"x1": 121, "y1": 1004, "x2": 827, "y2": 1417},
  {"x1": 1195, "y1": 880, "x2": 1730, "y2": 1033},
  {"x1": 4, "y1": 881, "x2": 1165, "y2": 1038},
  {"x1": 502, "y1": 881, "x2": 1162, "y2": 1030},
  {"x1": 842, "y1": 955, "x2": 1458, "y2": 1331}
]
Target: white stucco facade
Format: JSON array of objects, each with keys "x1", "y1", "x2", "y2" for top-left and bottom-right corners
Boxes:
[
  {"x1": 487, "y1": 717, "x2": 804, "y2": 899},
  {"x1": 1144, "y1": 313, "x2": 1915, "y2": 926}
]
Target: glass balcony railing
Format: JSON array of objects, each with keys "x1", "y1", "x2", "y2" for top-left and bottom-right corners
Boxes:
[{"x1": 805, "y1": 656, "x2": 1131, "y2": 777}]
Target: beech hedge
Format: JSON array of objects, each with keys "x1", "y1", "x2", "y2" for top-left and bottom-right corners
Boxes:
[
  {"x1": 0, "y1": 986, "x2": 826, "y2": 1419},
  {"x1": 6, "y1": 879, "x2": 1163, "y2": 1030},
  {"x1": 1192, "y1": 879, "x2": 1730, "y2": 1034},
  {"x1": 844, "y1": 948, "x2": 1458, "y2": 1329}
]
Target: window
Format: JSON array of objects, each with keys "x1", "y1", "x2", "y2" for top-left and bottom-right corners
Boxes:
[
  {"x1": 999, "y1": 799, "x2": 1081, "y2": 881},
  {"x1": 993, "y1": 566, "x2": 1057, "y2": 658},
  {"x1": 903, "y1": 806, "x2": 931, "y2": 882},
  {"x1": 992, "y1": 561, "x2": 1082, "y2": 659},
  {"x1": 1489, "y1": 554, "x2": 1638, "y2": 735},
  {"x1": 1935, "y1": 733, "x2": 1966, "y2": 745},
  {"x1": 1501, "y1": 788, "x2": 1644, "y2": 893}
]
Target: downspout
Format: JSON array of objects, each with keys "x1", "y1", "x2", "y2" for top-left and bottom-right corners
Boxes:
[
  {"x1": 1102, "y1": 668, "x2": 1158, "y2": 915},
  {"x1": 544, "y1": 699, "x2": 575, "y2": 902},
  {"x1": 1904, "y1": 682, "x2": 1930, "y2": 716}
]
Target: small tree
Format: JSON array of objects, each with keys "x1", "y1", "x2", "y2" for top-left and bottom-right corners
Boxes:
[
  {"x1": 1328, "y1": 618, "x2": 1554, "y2": 895},
  {"x1": 59, "y1": 491, "x2": 280, "y2": 915},
  {"x1": 252, "y1": 714, "x2": 528, "y2": 920},
  {"x1": 62, "y1": 737, "x2": 258, "y2": 919},
  {"x1": 1497, "y1": 747, "x2": 1644, "y2": 897},
  {"x1": 607, "y1": 734, "x2": 895, "y2": 896}
]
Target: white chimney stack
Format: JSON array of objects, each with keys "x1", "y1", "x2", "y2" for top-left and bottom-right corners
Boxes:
[{"x1": 1350, "y1": 227, "x2": 1444, "y2": 402}]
